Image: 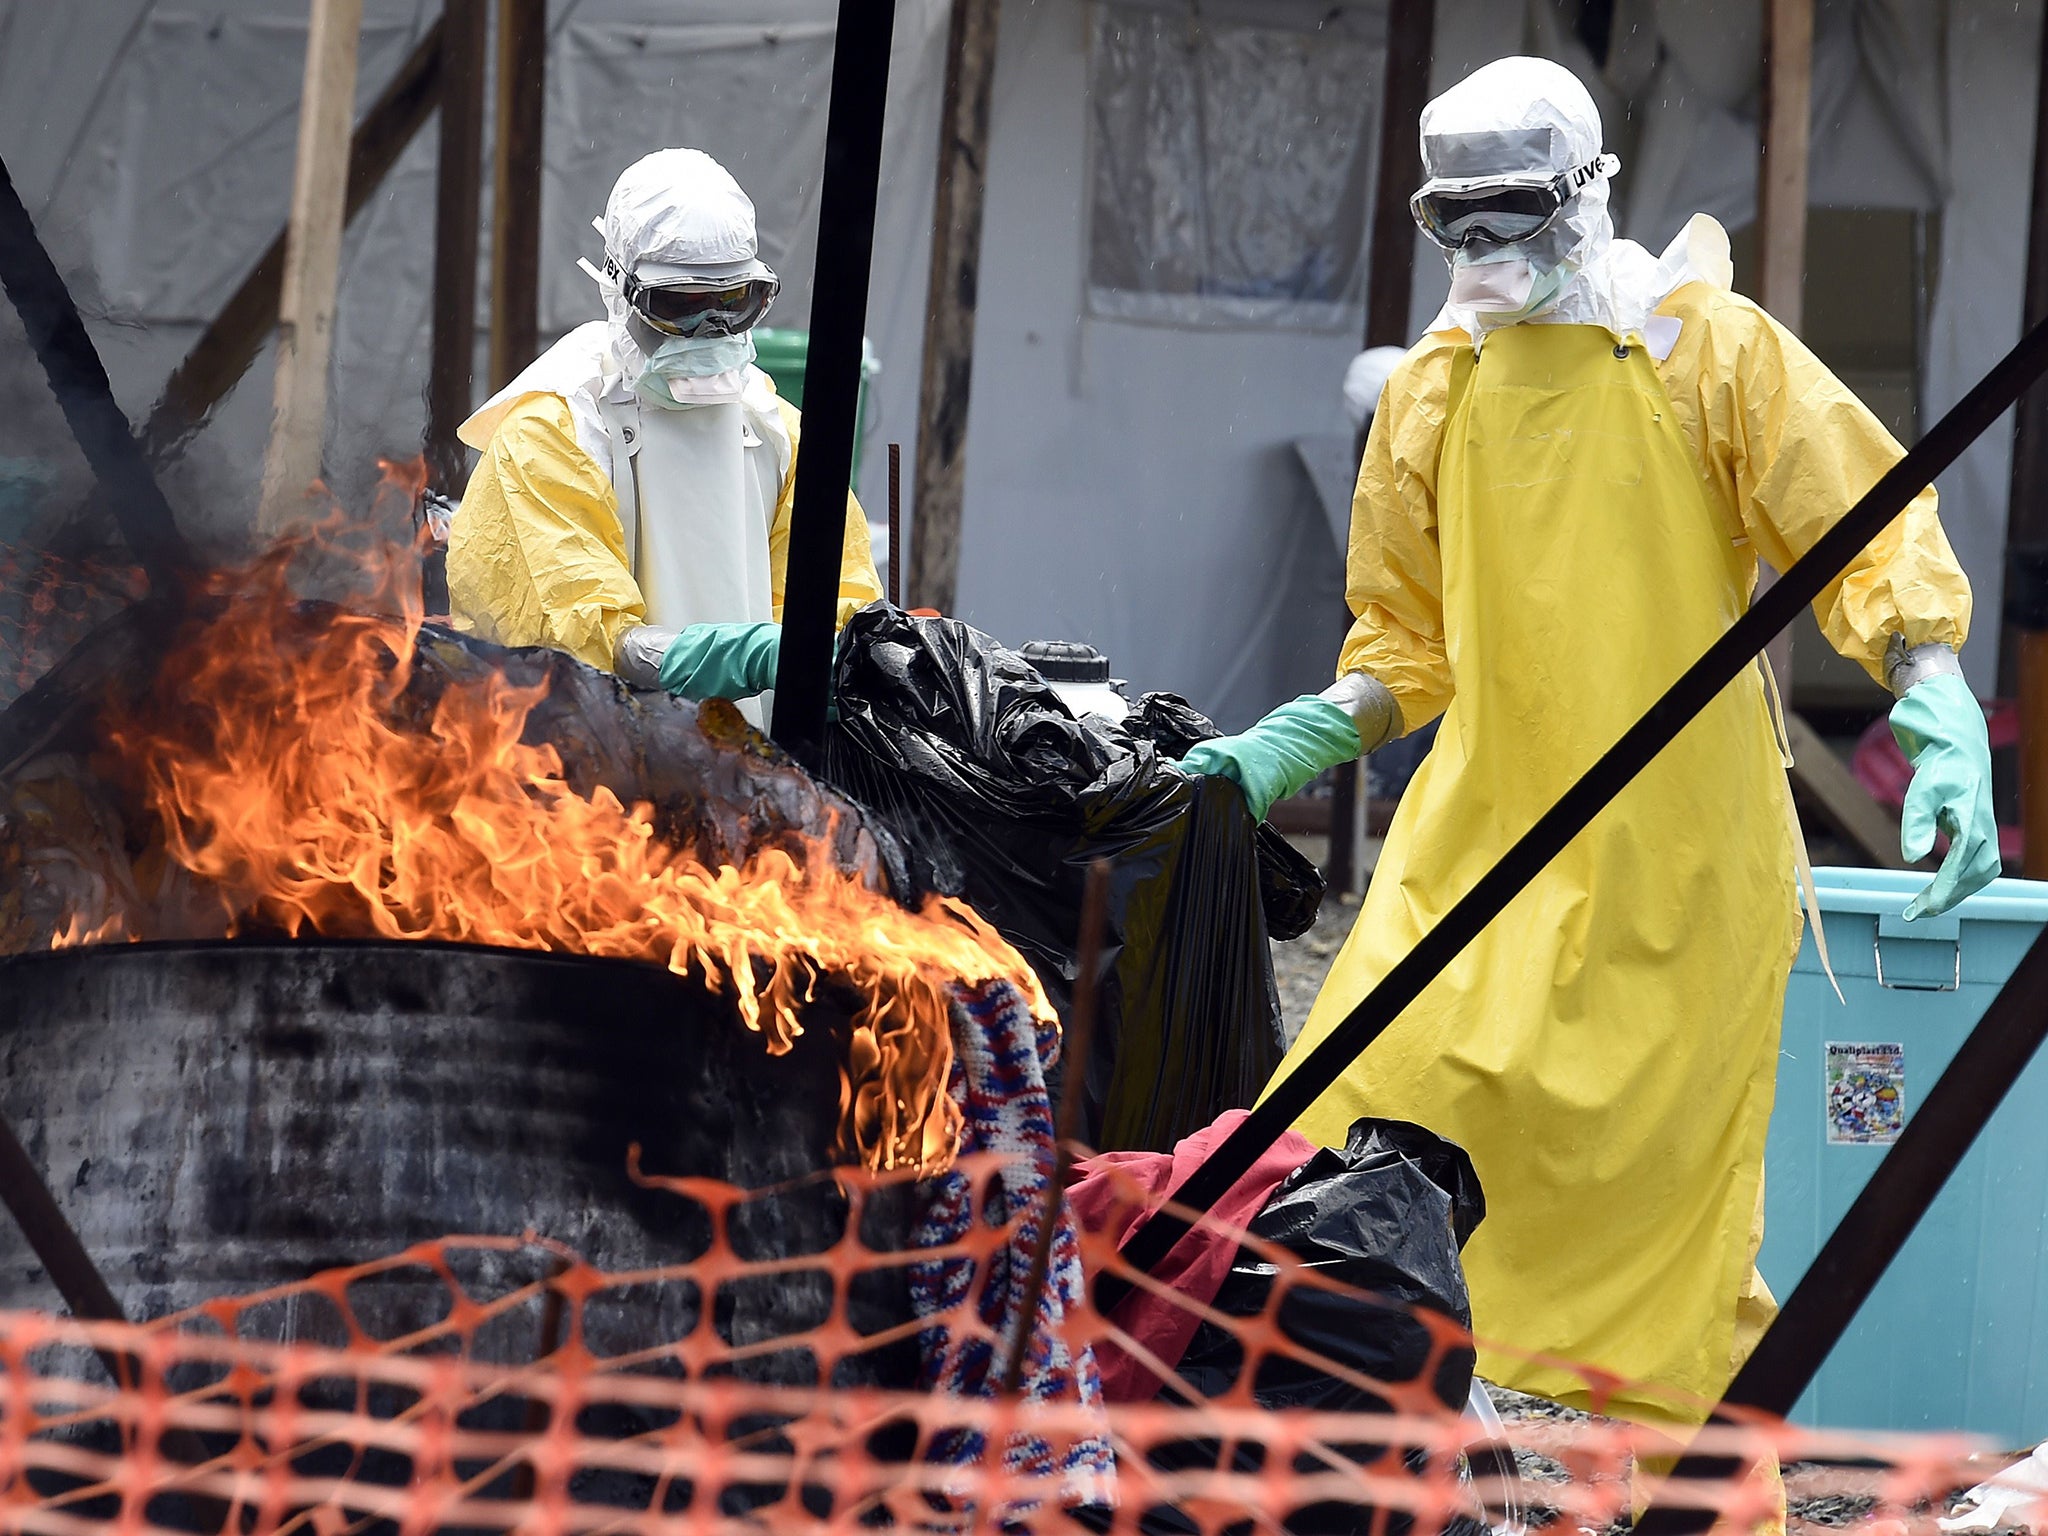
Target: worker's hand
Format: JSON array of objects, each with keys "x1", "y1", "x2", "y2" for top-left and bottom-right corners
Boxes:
[
  {"x1": 614, "y1": 621, "x2": 782, "y2": 701},
  {"x1": 1178, "y1": 696, "x2": 1363, "y2": 822},
  {"x1": 1890, "y1": 673, "x2": 2000, "y2": 920},
  {"x1": 659, "y1": 621, "x2": 782, "y2": 701}
]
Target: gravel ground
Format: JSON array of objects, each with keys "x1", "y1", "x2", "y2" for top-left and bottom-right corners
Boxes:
[
  {"x1": 1478, "y1": 1385, "x2": 1986, "y2": 1535},
  {"x1": 1271, "y1": 887, "x2": 1360, "y2": 1043}
]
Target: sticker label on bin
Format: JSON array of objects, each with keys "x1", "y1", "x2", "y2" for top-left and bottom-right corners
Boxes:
[{"x1": 1826, "y1": 1042, "x2": 1906, "y2": 1144}]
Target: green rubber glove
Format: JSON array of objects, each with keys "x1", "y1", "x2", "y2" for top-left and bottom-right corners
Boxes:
[
  {"x1": 656, "y1": 621, "x2": 782, "y2": 701},
  {"x1": 1179, "y1": 696, "x2": 1363, "y2": 822},
  {"x1": 1890, "y1": 673, "x2": 2000, "y2": 920}
]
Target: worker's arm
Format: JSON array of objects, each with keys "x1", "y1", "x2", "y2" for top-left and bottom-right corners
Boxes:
[
  {"x1": 1683, "y1": 287, "x2": 1996, "y2": 917},
  {"x1": 1698, "y1": 289, "x2": 1972, "y2": 683},
  {"x1": 446, "y1": 392, "x2": 645, "y2": 672},
  {"x1": 1337, "y1": 339, "x2": 1458, "y2": 737},
  {"x1": 1178, "y1": 341, "x2": 1452, "y2": 818},
  {"x1": 767, "y1": 397, "x2": 885, "y2": 628}
]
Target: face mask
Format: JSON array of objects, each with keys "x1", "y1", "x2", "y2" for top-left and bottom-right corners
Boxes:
[
  {"x1": 1449, "y1": 252, "x2": 1536, "y2": 311},
  {"x1": 634, "y1": 330, "x2": 756, "y2": 409},
  {"x1": 1448, "y1": 243, "x2": 1574, "y2": 324}
]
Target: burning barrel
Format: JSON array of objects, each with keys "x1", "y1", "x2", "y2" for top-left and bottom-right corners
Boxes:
[
  {"x1": 0, "y1": 937, "x2": 923, "y2": 1381},
  {"x1": 0, "y1": 581, "x2": 1058, "y2": 1392}
]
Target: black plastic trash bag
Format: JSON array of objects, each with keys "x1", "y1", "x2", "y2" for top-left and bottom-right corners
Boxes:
[
  {"x1": 1157, "y1": 1119, "x2": 1485, "y2": 1536},
  {"x1": 1172, "y1": 1117, "x2": 1482, "y2": 1411},
  {"x1": 820, "y1": 604, "x2": 1324, "y2": 1152}
]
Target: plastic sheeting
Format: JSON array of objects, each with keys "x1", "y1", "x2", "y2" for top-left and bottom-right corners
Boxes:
[
  {"x1": 1922, "y1": 1, "x2": 2043, "y2": 695},
  {"x1": 1085, "y1": 0, "x2": 1383, "y2": 331},
  {"x1": 0, "y1": 0, "x2": 2027, "y2": 728},
  {"x1": 820, "y1": 604, "x2": 1324, "y2": 1154},
  {"x1": 0, "y1": 0, "x2": 949, "y2": 532}
]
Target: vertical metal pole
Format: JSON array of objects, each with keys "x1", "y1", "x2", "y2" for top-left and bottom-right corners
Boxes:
[
  {"x1": 770, "y1": 1, "x2": 900, "y2": 765},
  {"x1": 426, "y1": 0, "x2": 488, "y2": 498},
  {"x1": 888, "y1": 441, "x2": 903, "y2": 607},
  {"x1": 489, "y1": 0, "x2": 545, "y2": 392}
]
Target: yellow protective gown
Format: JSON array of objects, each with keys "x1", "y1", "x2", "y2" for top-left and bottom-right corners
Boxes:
[
  {"x1": 1272, "y1": 284, "x2": 1970, "y2": 1425},
  {"x1": 446, "y1": 389, "x2": 882, "y2": 674}
]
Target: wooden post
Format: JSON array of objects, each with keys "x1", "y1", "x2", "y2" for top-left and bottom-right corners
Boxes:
[
  {"x1": 906, "y1": 0, "x2": 1001, "y2": 615},
  {"x1": 144, "y1": 22, "x2": 443, "y2": 470},
  {"x1": 1757, "y1": 0, "x2": 1813, "y2": 335},
  {"x1": 1754, "y1": 0, "x2": 1812, "y2": 699},
  {"x1": 1328, "y1": 0, "x2": 1434, "y2": 900},
  {"x1": 2007, "y1": 12, "x2": 2048, "y2": 876},
  {"x1": 2008, "y1": 14, "x2": 2048, "y2": 877},
  {"x1": 1365, "y1": 0, "x2": 1433, "y2": 355},
  {"x1": 426, "y1": 0, "x2": 488, "y2": 498},
  {"x1": 2024, "y1": 633, "x2": 2048, "y2": 876},
  {"x1": 488, "y1": 0, "x2": 545, "y2": 391},
  {"x1": 256, "y1": 0, "x2": 364, "y2": 533},
  {"x1": 1755, "y1": 0, "x2": 1906, "y2": 867}
]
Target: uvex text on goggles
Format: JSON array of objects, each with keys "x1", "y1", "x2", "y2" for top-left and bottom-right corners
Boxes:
[
  {"x1": 1410, "y1": 153, "x2": 1619, "y2": 251},
  {"x1": 612, "y1": 259, "x2": 779, "y2": 337}
]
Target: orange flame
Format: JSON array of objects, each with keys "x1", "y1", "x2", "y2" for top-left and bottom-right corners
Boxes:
[
  {"x1": 98, "y1": 531, "x2": 1051, "y2": 1174},
  {"x1": 49, "y1": 910, "x2": 129, "y2": 950}
]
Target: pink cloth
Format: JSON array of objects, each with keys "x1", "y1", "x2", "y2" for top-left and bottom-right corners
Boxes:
[{"x1": 1067, "y1": 1108, "x2": 1316, "y2": 1402}]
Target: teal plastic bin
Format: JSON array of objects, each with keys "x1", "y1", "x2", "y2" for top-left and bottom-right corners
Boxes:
[{"x1": 1764, "y1": 868, "x2": 2048, "y2": 1443}]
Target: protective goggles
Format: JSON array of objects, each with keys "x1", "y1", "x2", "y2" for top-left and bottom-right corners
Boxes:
[
  {"x1": 1410, "y1": 153, "x2": 1619, "y2": 252},
  {"x1": 614, "y1": 262, "x2": 779, "y2": 337}
]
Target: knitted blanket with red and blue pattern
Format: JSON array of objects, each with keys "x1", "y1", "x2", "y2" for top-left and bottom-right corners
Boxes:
[{"x1": 912, "y1": 976, "x2": 1114, "y2": 1497}]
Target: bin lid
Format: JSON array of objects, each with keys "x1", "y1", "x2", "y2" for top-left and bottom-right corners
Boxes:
[
  {"x1": 1020, "y1": 640, "x2": 1110, "y2": 683},
  {"x1": 1808, "y1": 867, "x2": 2048, "y2": 925}
]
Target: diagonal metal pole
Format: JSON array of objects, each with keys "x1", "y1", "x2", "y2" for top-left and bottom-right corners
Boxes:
[
  {"x1": 0, "y1": 1111, "x2": 223, "y2": 1502},
  {"x1": 0, "y1": 152, "x2": 191, "y2": 594},
  {"x1": 1109, "y1": 311, "x2": 2048, "y2": 1302},
  {"x1": 1632, "y1": 920, "x2": 2048, "y2": 1536},
  {"x1": 770, "y1": 0, "x2": 899, "y2": 766}
]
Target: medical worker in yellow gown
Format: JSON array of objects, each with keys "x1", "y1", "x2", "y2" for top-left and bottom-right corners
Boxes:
[
  {"x1": 446, "y1": 149, "x2": 880, "y2": 728},
  {"x1": 1186, "y1": 58, "x2": 1997, "y2": 1429}
]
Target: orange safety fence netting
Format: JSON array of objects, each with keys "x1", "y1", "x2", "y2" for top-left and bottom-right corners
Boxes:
[{"x1": 0, "y1": 1151, "x2": 2009, "y2": 1536}]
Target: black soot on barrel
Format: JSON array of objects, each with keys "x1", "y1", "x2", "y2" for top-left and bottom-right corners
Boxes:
[{"x1": 0, "y1": 939, "x2": 920, "y2": 1390}]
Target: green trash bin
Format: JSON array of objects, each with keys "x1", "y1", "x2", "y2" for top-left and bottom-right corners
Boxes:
[
  {"x1": 751, "y1": 328, "x2": 879, "y2": 483},
  {"x1": 1764, "y1": 867, "x2": 2048, "y2": 1441}
]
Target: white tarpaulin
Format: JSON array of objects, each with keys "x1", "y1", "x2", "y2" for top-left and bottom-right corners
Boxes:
[
  {"x1": 0, "y1": 0, "x2": 948, "y2": 539},
  {"x1": 0, "y1": 0, "x2": 2033, "y2": 720}
]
